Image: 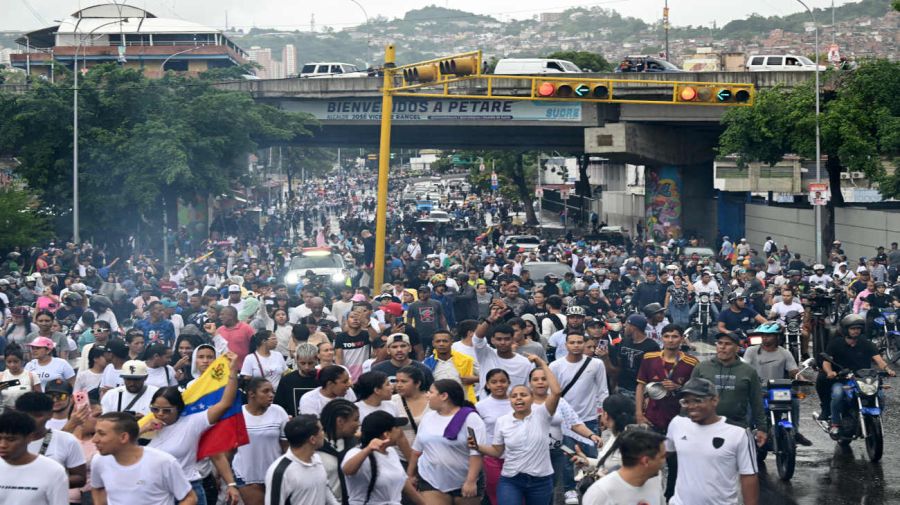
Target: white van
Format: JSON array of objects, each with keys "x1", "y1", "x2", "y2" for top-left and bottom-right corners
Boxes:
[
  {"x1": 493, "y1": 58, "x2": 582, "y2": 75},
  {"x1": 746, "y1": 54, "x2": 826, "y2": 71},
  {"x1": 299, "y1": 62, "x2": 368, "y2": 78}
]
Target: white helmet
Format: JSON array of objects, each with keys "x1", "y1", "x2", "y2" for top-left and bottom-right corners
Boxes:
[{"x1": 813, "y1": 264, "x2": 825, "y2": 271}]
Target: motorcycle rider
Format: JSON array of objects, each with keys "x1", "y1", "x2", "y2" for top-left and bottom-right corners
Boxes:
[
  {"x1": 821, "y1": 314, "x2": 895, "y2": 436},
  {"x1": 690, "y1": 270, "x2": 720, "y2": 321},
  {"x1": 808, "y1": 264, "x2": 832, "y2": 288},
  {"x1": 864, "y1": 281, "x2": 892, "y2": 340},
  {"x1": 717, "y1": 291, "x2": 767, "y2": 336},
  {"x1": 768, "y1": 287, "x2": 809, "y2": 358},
  {"x1": 743, "y1": 323, "x2": 812, "y2": 446}
]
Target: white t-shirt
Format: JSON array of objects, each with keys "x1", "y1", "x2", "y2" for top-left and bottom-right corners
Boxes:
[
  {"x1": 492, "y1": 403, "x2": 554, "y2": 478},
  {"x1": 100, "y1": 385, "x2": 158, "y2": 417},
  {"x1": 233, "y1": 405, "x2": 289, "y2": 484},
  {"x1": 0, "y1": 368, "x2": 37, "y2": 408},
  {"x1": 769, "y1": 301, "x2": 805, "y2": 324},
  {"x1": 0, "y1": 454, "x2": 69, "y2": 505},
  {"x1": 45, "y1": 417, "x2": 68, "y2": 431},
  {"x1": 475, "y1": 395, "x2": 511, "y2": 445},
  {"x1": 666, "y1": 416, "x2": 757, "y2": 505},
  {"x1": 240, "y1": 351, "x2": 287, "y2": 390},
  {"x1": 472, "y1": 335, "x2": 533, "y2": 397},
  {"x1": 24, "y1": 358, "x2": 75, "y2": 391},
  {"x1": 73, "y1": 369, "x2": 103, "y2": 393},
  {"x1": 91, "y1": 446, "x2": 193, "y2": 505},
  {"x1": 99, "y1": 364, "x2": 123, "y2": 390},
  {"x1": 342, "y1": 446, "x2": 406, "y2": 505},
  {"x1": 148, "y1": 412, "x2": 211, "y2": 481},
  {"x1": 355, "y1": 400, "x2": 398, "y2": 422},
  {"x1": 265, "y1": 451, "x2": 339, "y2": 505},
  {"x1": 582, "y1": 470, "x2": 665, "y2": 505},
  {"x1": 145, "y1": 365, "x2": 178, "y2": 389},
  {"x1": 27, "y1": 428, "x2": 85, "y2": 470},
  {"x1": 549, "y1": 356, "x2": 608, "y2": 423},
  {"x1": 298, "y1": 387, "x2": 357, "y2": 416},
  {"x1": 412, "y1": 409, "x2": 487, "y2": 493}
]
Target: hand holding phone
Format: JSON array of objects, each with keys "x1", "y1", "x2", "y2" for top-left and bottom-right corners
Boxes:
[
  {"x1": 560, "y1": 445, "x2": 576, "y2": 456},
  {"x1": 73, "y1": 391, "x2": 89, "y2": 412},
  {"x1": 466, "y1": 426, "x2": 477, "y2": 446}
]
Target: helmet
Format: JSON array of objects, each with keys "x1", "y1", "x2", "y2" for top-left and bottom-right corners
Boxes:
[
  {"x1": 566, "y1": 305, "x2": 586, "y2": 317},
  {"x1": 430, "y1": 274, "x2": 446, "y2": 286},
  {"x1": 726, "y1": 290, "x2": 745, "y2": 304},
  {"x1": 813, "y1": 264, "x2": 825, "y2": 271},
  {"x1": 90, "y1": 295, "x2": 112, "y2": 311},
  {"x1": 70, "y1": 283, "x2": 87, "y2": 293},
  {"x1": 62, "y1": 292, "x2": 82, "y2": 305},
  {"x1": 874, "y1": 281, "x2": 887, "y2": 289},
  {"x1": 596, "y1": 268, "x2": 609, "y2": 276},
  {"x1": 787, "y1": 270, "x2": 801, "y2": 277},
  {"x1": 642, "y1": 302, "x2": 665, "y2": 317},
  {"x1": 840, "y1": 314, "x2": 865, "y2": 331},
  {"x1": 748, "y1": 322, "x2": 782, "y2": 335},
  {"x1": 572, "y1": 281, "x2": 587, "y2": 292}
]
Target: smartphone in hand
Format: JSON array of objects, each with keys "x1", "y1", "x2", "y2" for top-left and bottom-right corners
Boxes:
[
  {"x1": 73, "y1": 391, "x2": 89, "y2": 411},
  {"x1": 466, "y1": 427, "x2": 476, "y2": 444}
]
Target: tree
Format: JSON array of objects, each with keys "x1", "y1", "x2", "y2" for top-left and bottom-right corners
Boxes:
[
  {"x1": 718, "y1": 60, "x2": 900, "y2": 246},
  {"x1": 0, "y1": 187, "x2": 52, "y2": 248},
  {"x1": 545, "y1": 51, "x2": 613, "y2": 72},
  {"x1": 0, "y1": 64, "x2": 316, "y2": 247}
]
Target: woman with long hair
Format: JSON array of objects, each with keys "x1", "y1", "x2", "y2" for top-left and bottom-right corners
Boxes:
[
  {"x1": 4, "y1": 307, "x2": 38, "y2": 353},
  {"x1": 470, "y1": 355, "x2": 560, "y2": 505},
  {"x1": 232, "y1": 377, "x2": 289, "y2": 505},
  {"x1": 343, "y1": 410, "x2": 422, "y2": 505},
  {"x1": 141, "y1": 352, "x2": 240, "y2": 505},
  {"x1": 1, "y1": 344, "x2": 40, "y2": 407},
  {"x1": 575, "y1": 394, "x2": 638, "y2": 475},
  {"x1": 27, "y1": 310, "x2": 68, "y2": 360},
  {"x1": 319, "y1": 398, "x2": 361, "y2": 505},
  {"x1": 354, "y1": 370, "x2": 398, "y2": 421},
  {"x1": 240, "y1": 330, "x2": 286, "y2": 390},
  {"x1": 475, "y1": 368, "x2": 512, "y2": 505},
  {"x1": 390, "y1": 365, "x2": 432, "y2": 450},
  {"x1": 407, "y1": 379, "x2": 485, "y2": 505},
  {"x1": 73, "y1": 345, "x2": 107, "y2": 394},
  {"x1": 171, "y1": 332, "x2": 203, "y2": 387},
  {"x1": 299, "y1": 364, "x2": 356, "y2": 416}
]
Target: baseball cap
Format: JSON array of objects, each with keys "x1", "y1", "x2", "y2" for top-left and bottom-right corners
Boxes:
[
  {"x1": 45, "y1": 378, "x2": 73, "y2": 395},
  {"x1": 625, "y1": 314, "x2": 647, "y2": 330},
  {"x1": 566, "y1": 305, "x2": 586, "y2": 317},
  {"x1": 381, "y1": 302, "x2": 404, "y2": 317},
  {"x1": 120, "y1": 360, "x2": 149, "y2": 379},
  {"x1": 28, "y1": 336, "x2": 56, "y2": 350},
  {"x1": 361, "y1": 411, "x2": 408, "y2": 441},
  {"x1": 228, "y1": 284, "x2": 241, "y2": 293},
  {"x1": 714, "y1": 331, "x2": 742, "y2": 345},
  {"x1": 677, "y1": 378, "x2": 718, "y2": 398},
  {"x1": 386, "y1": 333, "x2": 411, "y2": 345}
]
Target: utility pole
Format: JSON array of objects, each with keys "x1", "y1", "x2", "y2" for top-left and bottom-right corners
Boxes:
[
  {"x1": 373, "y1": 44, "x2": 395, "y2": 288},
  {"x1": 663, "y1": 0, "x2": 670, "y2": 61}
]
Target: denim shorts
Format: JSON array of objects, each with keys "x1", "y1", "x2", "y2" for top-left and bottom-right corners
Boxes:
[{"x1": 418, "y1": 473, "x2": 485, "y2": 497}]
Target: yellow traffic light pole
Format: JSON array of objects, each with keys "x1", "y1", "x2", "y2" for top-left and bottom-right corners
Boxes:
[
  {"x1": 373, "y1": 44, "x2": 395, "y2": 289},
  {"x1": 370, "y1": 44, "x2": 755, "y2": 287}
]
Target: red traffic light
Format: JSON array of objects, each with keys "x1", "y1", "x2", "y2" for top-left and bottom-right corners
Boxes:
[
  {"x1": 679, "y1": 86, "x2": 698, "y2": 101},
  {"x1": 537, "y1": 82, "x2": 556, "y2": 97}
]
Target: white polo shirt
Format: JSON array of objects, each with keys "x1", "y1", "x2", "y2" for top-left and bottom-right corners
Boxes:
[{"x1": 493, "y1": 403, "x2": 554, "y2": 478}]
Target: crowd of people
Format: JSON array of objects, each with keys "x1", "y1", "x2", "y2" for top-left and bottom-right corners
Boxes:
[{"x1": 0, "y1": 167, "x2": 898, "y2": 505}]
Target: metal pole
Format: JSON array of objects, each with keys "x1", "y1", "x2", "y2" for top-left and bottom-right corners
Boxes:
[
  {"x1": 73, "y1": 42, "x2": 80, "y2": 244},
  {"x1": 373, "y1": 44, "x2": 395, "y2": 289},
  {"x1": 796, "y1": 0, "x2": 822, "y2": 263},
  {"x1": 664, "y1": 0, "x2": 670, "y2": 61},
  {"x1": 163, "y1": 196, "x2": 169, "y2": 267}
]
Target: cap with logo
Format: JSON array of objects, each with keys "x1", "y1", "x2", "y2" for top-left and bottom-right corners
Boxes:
[
  {"x1": 381, "y1": 302, "x2": 404, "y2": 317},
  {"x1": 386, "y1": 333, "x2": 411, "y2": 345},
  {"x1": 228, "y1": 284, "x2": 242, "y2": 293},
  {"x1": 45, "y1": 378, "x2": 73, "y2": 395},
  {"x1": 566, "y1": 305, "x2": 586, "y2": 317},
  {"x1": 28, "y1": 336, "x2": 56, "y2": 350},
  {"x1": 120, "y1": 360, "x2": 149, "y2": 379}
]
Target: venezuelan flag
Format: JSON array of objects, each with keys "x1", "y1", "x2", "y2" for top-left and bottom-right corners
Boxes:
[{"x1": 138, "y1": 355, "x2": 249, "y2": 460}]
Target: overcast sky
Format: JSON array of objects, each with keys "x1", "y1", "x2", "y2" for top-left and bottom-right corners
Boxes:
[{"x1": 3, "y1": 0, "x2": 855, "y2": 32}]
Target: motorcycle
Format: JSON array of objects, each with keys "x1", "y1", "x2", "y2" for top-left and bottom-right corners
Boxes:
[
  {"x1": 759, "y1": 376, "x2": 811, "y2": 480},
  {"x1": 783, "y1": 310, "x2": 804, "y2": 364},
  {"x1": 813, "y1": 353, "x2": 890, "y2": 462},
  {"x1": 828, "y1": 286, "x2": 848, "y2": 325},
  {"x1": 872, "y1": 309, "x2": 900, "y2": 363},
  {"x1": 686, "y1": 292, "x2": 713, "y2": 343}
]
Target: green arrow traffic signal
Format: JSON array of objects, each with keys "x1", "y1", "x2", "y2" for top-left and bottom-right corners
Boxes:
[
  {"x1": 716, "y1": 89, "x2": 732, "y2": 102},
  {"x1": 575, "y1": 84, "x2": 590, "y2": 97}
]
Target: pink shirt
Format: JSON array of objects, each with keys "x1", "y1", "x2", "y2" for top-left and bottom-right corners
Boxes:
[{"x1": 216, "y1": 322, "x2": 255, "y2": 368}]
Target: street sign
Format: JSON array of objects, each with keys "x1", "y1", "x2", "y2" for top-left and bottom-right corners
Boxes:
[
  {"x1": 535, "y1": 187, "x2": 543, "y2": 198},
  {"x1": 490, "y1": 171, "x2": 498, "y2": 191},
  {"x1": 574, "y1": 84, "x2": 590, "y2": 97},
  {"x1": 560, "y1": 189, "x2": 570, "y2": 200},
  {"x1": 479, "y1": 162, "x2": 485, "y2": 172},
  {"x1": 809, "y1": 182, "x2": 829, "y2": 206}
]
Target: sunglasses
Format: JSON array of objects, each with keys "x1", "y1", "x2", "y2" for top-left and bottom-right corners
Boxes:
[
  {"x1": 679, "y1": 397, "x2": 711, "y2": 407},
  {"x1": 149, "y1": 406, "x2": 177, "y2": 415},
  {"x1": 50, "y1": 393, "x2": 69, "y2": 401}
]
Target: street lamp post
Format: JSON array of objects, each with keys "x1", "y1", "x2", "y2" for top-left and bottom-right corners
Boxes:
[
  {"x1": 159, "y1": 46, "x2": 204, "y2": 73},
  {"x1": 347, "y1": 0, "x2": 370, "y2": 67},
  {"x1": 795, "y1": 0, "x2": 823, "y2": 263},
  {"x1": 72, "y1": 19, "x2": 124, "y2": 244}
]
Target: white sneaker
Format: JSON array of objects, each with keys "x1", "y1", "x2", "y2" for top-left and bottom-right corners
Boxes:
[{"x1": 564, "y1": 490, "x2": 579, "y2": 505}]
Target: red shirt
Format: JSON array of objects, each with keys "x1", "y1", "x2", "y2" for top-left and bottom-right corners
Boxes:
[
  {"x1": 637, "y1": 351, "x2": 698, "y2": 431},
  {"x1": 216, "y1": 322, "x2": 255, "y2": 368}
]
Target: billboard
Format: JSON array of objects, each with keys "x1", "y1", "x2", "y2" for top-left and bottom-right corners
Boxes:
[{"x1": 285, "y1": 98, "x2": 583, "y2": 122}]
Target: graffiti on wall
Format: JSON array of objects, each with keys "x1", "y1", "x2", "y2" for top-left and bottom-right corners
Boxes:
[{"x1": 645, "y1": 166, "x2": 682, "y2": 242}]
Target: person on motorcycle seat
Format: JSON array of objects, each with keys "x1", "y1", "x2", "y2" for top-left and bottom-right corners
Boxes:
[
  {"x1": 808, "y1": 264, "x2": 832, "y2": 288},
  {"x1": 642, "y1": 303, "x2": 669, "y2": 345},
  {"x1": 743, "y1": 323, "x2": 812, "y2": 446},
  {"x1": 717, "y1": 290, "x2": 767, "y2": 336},
  {"x1": 864, "y1": 281, "x2": 892, "y2": 339},
  {"x1": 820, "y1": 314, "x2": 895, "y2": 435}
]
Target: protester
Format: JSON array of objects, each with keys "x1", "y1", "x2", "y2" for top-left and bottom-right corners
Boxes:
[
  {"x1": 0, "y1": 409, "x2": 69, "y2": 505},
  {"x1": 232, "y1": 377, "x2": 289, "y2": 505}
]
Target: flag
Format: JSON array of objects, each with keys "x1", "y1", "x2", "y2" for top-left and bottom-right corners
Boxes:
[{"x1": 138, "y1": 355, "x2": 248, "y2": 459}]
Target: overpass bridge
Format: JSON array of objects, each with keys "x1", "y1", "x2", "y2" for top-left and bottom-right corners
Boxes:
[{"x1": 213, "y1": 71, "x2": 812, "y2": 157}]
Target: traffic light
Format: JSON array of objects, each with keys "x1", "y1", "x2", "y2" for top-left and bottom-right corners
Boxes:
[
  {"x1": 403, "y1": 64, "x2": 439, "y2": 83},
  {"x1": 535, "y1": 82, "x2": 610, "y2": 100},
  {"x1": 439, "y1": 56, "x2": 479, "y2": 76},
  {"x1": 714, "y1": 87, "x2": 752, "y2": 103},
  {"x1": 677, "y1": 85, "x2": 752, "y2": 104}
]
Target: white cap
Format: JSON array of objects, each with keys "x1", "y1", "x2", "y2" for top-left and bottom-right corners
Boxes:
[
  {"x1": 228, "y1": 284, "x2": 241, "y2": 293},
  {"x1": 120, "y1": 360, "x2": 149, "y2": 378}
]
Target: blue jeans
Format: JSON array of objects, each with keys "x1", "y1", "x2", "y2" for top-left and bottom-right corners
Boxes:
[
  {"x1": 830, "y1": 382, "x2": 885, "y2": 425},
  {"x1": 668, "y1": 304, "x2": 691, "y2": 327},
  {"x1": 187, "y1": 479, "x2": 206, "y2": 505},
  {"x1": 689, "y1": 302, "x2": 719, "y2": 322},
  {"x1": 497, "y1": 473, "x2": 554, "y2": 505},
  {"x1": 549, "y1": 446, "x2": 571, "y2": 492},
  {"x1": 562, "y1": 419, "x2": 599, "y2": 490}
]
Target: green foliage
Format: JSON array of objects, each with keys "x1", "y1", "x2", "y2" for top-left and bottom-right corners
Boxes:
[
  {"x1": 545, "y1": 51, "x2": 612, "y2": 72},
  {"x1": 0, "y1": 187, "x2": 52, "y2": 248},
  {"x1": 718, "y1": 60, "x2": 900, "y2": 199},
  {"x1": 0, "y1": 64, "x2": 316, "y2": 241},
  {"x1": 894, "y1": 0, "x2": 900, "y2": 11}
]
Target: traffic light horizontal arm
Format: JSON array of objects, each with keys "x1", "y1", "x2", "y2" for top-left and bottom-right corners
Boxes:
[{"x1": 390, "y1": 50, "x2": 482, "y2": 73}]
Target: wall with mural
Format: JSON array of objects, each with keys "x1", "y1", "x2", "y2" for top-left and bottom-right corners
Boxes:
[{"x1": 645, "y1": 166, "x2": 683, "y2": 242}]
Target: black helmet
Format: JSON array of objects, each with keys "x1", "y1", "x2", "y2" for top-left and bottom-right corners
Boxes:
[
  {"x1": 90, "y1": 295, "x2": 113, "y2": 311},
  {"x1": 874, "y1": 281, "x2": 887, "y2": 289},
  {"x1": 727, "y1": 289, "x2": 745, "y2": 304},
  {"x1": 787, "y1": 270, "x2": 801, "y2": 277},
  {"x1": 642, "y1": 302, "x2": 665, "y2": 317},
  {"x1": 840, "y1": 314, "x2": 865, "y2": 331}
]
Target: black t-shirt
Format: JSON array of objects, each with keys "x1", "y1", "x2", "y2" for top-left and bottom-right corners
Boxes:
[
  {"x1": 717, "y1": 307, "x2": 759, "y2": 332},
  {"x1": 616, "y1": 336, "x2": 660, "y2": 391},
  {"x1": 274, "y1": 371, "x2": 318, "y2": 417},
  {"x1": 371, "y1": 359, "x2": 434, "y2": 389},
  {"x1": 826, "y1": 337, "x2": 879, "y2": 372}
]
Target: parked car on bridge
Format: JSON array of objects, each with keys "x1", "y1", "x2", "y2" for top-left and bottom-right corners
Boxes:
[
  {"x1": 300, "y1": 62, "x2": 368, "y2": 78},
  {"x1": 745, "y1": 54, "x2": 827, "y2": 72},
  {"x1": 493, "y1": 58, "x2": 582, "y2": 75},
  {"x1": 615, "y1": 56, "x2": 681, "y2": 73}
]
